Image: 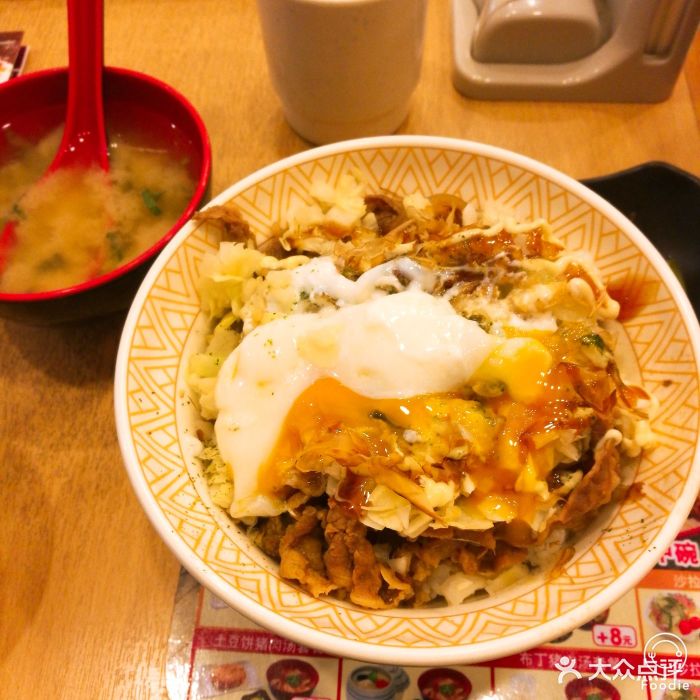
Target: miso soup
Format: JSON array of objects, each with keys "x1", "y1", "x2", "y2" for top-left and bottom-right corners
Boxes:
[{"x1": 0, "y1": 127, "x2": 196, "y2": 293}]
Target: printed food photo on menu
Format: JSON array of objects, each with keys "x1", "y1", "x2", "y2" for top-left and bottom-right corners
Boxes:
[
  {"x1": 266, "y1": 659, "x2": 319, "y2": 700},
  {"x1": 346, "y1": 665, "x2": 411, "y2": 700},
  {"x1": 417, "y1": 669, "x2": 472, "y2": 700},
  {"x1": 649, "y1": 592, "x2": 700, "y2": 638},
  {"x1": 565, "y1": 676, "x2": 620, "y2": 700},
  {"x1": 192, "y1": 659, "x2": 259, "y2": 698},
  {"x1": 660, "y1": 685, "x2": 700, "y2": 699}
]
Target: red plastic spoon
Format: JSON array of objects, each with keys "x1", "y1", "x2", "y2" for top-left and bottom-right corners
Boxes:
[
  {"x1": 0, "y1": 0, "x2": 109, "y2": 267},
  {"x1": 51, "y1": 0, "x2": 110, "y2": 172}
]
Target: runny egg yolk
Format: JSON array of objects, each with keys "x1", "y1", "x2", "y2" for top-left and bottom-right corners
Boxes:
[
  {"x1": 257, "y1": 376, "x2": 555, "y2": 526},
  {"x1": 257, "y1": 339, "x2": 564, "y2": 510},
  {"x1": 258, "y1": 377, "x2": 460, "y2": 499},
  {"x1": 471, "y1": 336, "x2": 553, "y2": 403},
  {"x1": 258, "y1": 346, "x2": 590, "y2": 522},
  {"x1": 214, "y1": 280, "x2": 593, "y2": 527},
  {"x1": 215, "y1": 289, "x2": 501, "y2": 520}
]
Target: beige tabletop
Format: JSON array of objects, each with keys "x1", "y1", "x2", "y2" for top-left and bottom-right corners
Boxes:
[{"x1": 1, "y1": 2, "x2": 699, "y2": 697}]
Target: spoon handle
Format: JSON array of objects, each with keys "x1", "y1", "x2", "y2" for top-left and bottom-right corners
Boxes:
[{"x1": 52, "y1": 0, "x2": 109, "y2": 171}]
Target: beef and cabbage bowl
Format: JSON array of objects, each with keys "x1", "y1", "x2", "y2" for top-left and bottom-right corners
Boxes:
[
  {"x1": 115, "y1": 137, "x2": 700, "y2": 665},
  {"x1": 187, "y1": 174, "x2": 654, "y2": 611}
]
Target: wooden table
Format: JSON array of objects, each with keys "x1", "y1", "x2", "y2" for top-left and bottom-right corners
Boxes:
[{"x1": 1, "y1": 2, "x2": 699, "y2": 697}]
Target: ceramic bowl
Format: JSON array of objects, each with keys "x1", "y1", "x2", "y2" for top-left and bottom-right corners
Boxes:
[
  {"x1": 114, "y1": 135, "x2": 700, "y2": 665},
  {"x1": 0, "y1": 66, "x2": 211, "y2": 324}
]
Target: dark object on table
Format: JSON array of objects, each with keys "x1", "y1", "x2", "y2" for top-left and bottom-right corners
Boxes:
[{"x1": 582, "y1": 162, "x2": 700, "y2": 315}]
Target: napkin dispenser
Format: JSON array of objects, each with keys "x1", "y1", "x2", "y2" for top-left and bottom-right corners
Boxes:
[{"x1": 452, "y1": 0, "x2": 700, "y2": 101}]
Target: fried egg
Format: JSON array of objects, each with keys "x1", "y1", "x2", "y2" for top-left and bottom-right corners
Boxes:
[{"x1": 215, "y1": 289, "x2": 501, "y2": 517}]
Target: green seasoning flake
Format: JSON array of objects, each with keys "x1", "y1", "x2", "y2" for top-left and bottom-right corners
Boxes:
[
  {"x1": 11, "y1": 202, "x2": 26, "y2": 220},
  {"x1": 286, "y1": 674, "x2": 302, "y2": 688},
  {"x1": 141, "y1": 189, "x2": 163, "y2": 216},
  {"x1": 467, "y1": 313, "x2": 492, "y2": 332},
  {"x1": 581, "y1": 333, "x2": 606, "y2": 351},
  {"x1": 496, "y1": 282, "x2": 513, "y2": 299},
  {"x1": 36, "y1": 253, "x2": 66, "y2": 272},
  {"x1": 106, "y1": 230, "x2": 125, "y2": 262},
  {"x1": 341, "y1": 265, "x2": 361, "y2": 280},
  {"x1": 368, "y1": 409, "x2": 402, "y2": 429},
  {"x1": 472, "y1": 379, "x2": 506, "y2": 398}
]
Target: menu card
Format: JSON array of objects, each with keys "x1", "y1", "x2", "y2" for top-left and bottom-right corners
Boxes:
[
  {"x1": 166, "y1": 508, "x2": 700, "y2": 700},
  {"x1": 0, "y1": 31, "x2": 28, "y2": 82}
]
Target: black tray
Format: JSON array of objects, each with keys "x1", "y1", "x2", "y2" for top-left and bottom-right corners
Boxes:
[{"x1": 581, "y1": 162, "x2": 700, "y2": 314}]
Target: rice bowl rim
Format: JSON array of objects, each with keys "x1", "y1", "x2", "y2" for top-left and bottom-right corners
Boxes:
[{"x1": 114, "y1": 134, "x2": 700, "y2": 665}]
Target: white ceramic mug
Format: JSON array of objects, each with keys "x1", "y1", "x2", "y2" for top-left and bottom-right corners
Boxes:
[{"x1": 256, "y1": 0, "x2": 427, "y2": 145}]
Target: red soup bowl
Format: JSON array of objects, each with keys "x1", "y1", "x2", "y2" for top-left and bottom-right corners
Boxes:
[{"x1": 0, "y1": 66, "x2": 211, "y2": 324}]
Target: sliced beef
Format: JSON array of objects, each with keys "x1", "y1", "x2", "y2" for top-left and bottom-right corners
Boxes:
[{"x1": 278, "y1": 506, "x2": 335, "y2": 597}]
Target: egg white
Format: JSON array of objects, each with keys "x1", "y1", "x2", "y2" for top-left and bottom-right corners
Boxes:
[{"x1": 214, "y1": 287, "x2": 497, "y2": 518}]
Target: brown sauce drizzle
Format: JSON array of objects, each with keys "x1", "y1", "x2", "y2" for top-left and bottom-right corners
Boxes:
[
  {"x1": 335, "y1": 471, "x2": 372, "y2": 515},
  {"x1": 606, "y1": 275, "x2": 659, "y2": 322}
]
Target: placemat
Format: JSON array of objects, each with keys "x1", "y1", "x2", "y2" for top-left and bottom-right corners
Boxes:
[{"x1": 165, "y1": 511, "x2": 700, "y2": 700}]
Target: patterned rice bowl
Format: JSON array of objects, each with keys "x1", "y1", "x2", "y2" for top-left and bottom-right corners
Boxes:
[{"x1": 114, "y1": 135, "x2": 700, "y2": 665}]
